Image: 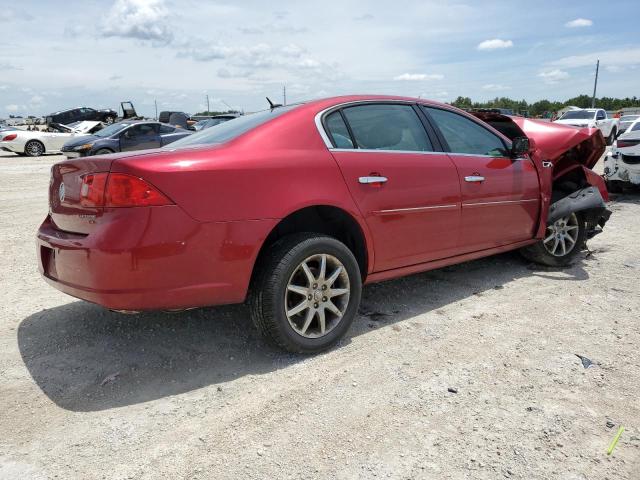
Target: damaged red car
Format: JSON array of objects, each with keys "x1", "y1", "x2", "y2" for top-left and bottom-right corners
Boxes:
[{"x1": 37, "y1": 95, "x2": 611, "y2": 353}]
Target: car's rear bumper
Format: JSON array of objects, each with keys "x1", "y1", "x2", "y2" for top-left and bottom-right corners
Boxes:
[
  {"x1": 36, "y1": 207, "x2": 277, "y2": 311},
  {"x1": 0, "y1": 141, "x2": 23, "y2": 153}
]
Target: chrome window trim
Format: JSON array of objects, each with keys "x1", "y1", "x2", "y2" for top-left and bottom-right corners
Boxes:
[
  {"x1": 331, "y1": 148, "x2": 445, "y2": 155},
  {"x1": 313, "y1": 99, "x2": 425, "y2": 151}
]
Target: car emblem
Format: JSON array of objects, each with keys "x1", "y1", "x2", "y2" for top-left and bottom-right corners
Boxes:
[{"x1": 58, "y1": 183, "x2": 65, "y2": 203}]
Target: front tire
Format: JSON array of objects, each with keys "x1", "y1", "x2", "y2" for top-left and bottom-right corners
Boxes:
[
  {"x1": 104, "y1": 115, "x2": 116, "y2": 124},
  {"x1": 24, "y1": 140, "x2": 45, "y2": 157},
  {"x1": 94, "y1": 148, "x2": 114, "y2": 156},
  {"x1": 249, "y1": 233, "x2": 362, "y2": 354},
  {"x1": 606, "y1": 129, "x2": 617, "y2": 146},
  {"x1": 520, "y1": 212, "x2": 587, "y2": 267}
]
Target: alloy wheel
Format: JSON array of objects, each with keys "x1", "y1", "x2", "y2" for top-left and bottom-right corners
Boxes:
[
  {"x1": 284, "y1": 254, "x2": 350, "y2": 338},
  {"x1": 543, "y1": 213, "x2": 580, "y2": 257}
]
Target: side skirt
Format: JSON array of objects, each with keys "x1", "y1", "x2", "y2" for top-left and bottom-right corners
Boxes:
[{"x1": 365, "y1": 238, "x2": 538, "y2": 284}]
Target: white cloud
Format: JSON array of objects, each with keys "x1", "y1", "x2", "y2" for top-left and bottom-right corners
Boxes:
[
  {"x1": 101, "y1": 0, "x2": 172, "y2": 43},
  {"x1": 393, "y1": 73, "x2": 444, "y2": 81},
  {"x1": 482, "y1": 84, "x2": 511, "y2": 91},
  {"x1": 538, "y1": 69, "x2": 570, "y2": 84},
  {"x1": 29, "y1": 95, "x2": 44, "y2": 106},
  {"x1": 5, "y1": 104, "x2": 20, "y2": 112},
  {"x1": 477, "y1": 39, "x2": 513, "y2": 51},
  {"x1": 565, "y1": 18, "x2": 592, "y2": 28},
  {"x1": 549, "y1": 47, "x2": 640, "y2": 69}
]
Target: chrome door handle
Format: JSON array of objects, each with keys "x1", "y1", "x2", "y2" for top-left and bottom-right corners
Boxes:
[
  {"x1": 464, "y1": 175, "x2": 485, "y2": 182},
  {"x1": 359, "y1": 176, "x2": 388, "y2": 184},
  {"x1": 542, "y1": 161, "x2": 553, "y2": 168}
]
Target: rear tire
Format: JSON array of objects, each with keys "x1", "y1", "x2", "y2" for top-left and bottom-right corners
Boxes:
[
  {"x1": 249, "y1": 233, "x2": 362, "y2": 354},
  {"x1": 24, "y1": 140, "x2": 45, "y2": 157},
  {"x1": 520, "y1": 212, "x2": 587, "y2": 267}
]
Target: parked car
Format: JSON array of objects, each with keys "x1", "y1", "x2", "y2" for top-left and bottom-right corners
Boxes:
[
  {"x1": 553, "y1": 108, "x2": 619, "y2": 145},
  {"x1": 45, "y1": 107, "x2": 118, "y2": 126},
  {"x1": 61, "y1": 120, "x2": 192, "y2": 157},
  {"x1": 604, "y1": 118, "x2": 640, "y2": 192},
  {"x1": 37, "y1": 95, "x2": 610, "y2": 353},
  {"x1": 0, "y1": 121, "x2": 103, "y2": 156},
  {"x1": 193, "y1": 114, "x2": 239, "y2": 131},
  {"x1": 617, "y1": 115, "x2": 640, "y2": 135}
]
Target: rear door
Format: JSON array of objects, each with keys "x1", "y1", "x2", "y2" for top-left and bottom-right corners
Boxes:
[
  {"x1": 422, "y1": 106, "x2": 540, "y2": 252},
  {"x1": 325, "y1": 103, "x2": 461, "y2": 272},
  {"x1": 119, "y1": 123, "x2": 161, "y2": 151}
]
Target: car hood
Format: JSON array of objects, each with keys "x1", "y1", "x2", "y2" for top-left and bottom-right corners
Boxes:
[
  {"x1": 62, "y1": 134, "x2": 100, "y2": 148},
  {"x1": 511, "y1": 117, "x2": 605, "y2": 169}
]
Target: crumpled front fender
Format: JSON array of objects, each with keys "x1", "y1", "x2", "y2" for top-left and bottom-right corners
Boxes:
[{"x1": 547, "y1": 186, "x2": 612, "y2": 238}]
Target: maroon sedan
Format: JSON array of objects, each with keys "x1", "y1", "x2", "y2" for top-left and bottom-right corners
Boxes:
[{"x1": 37, "y1": 95, "x2": 610, "y2": 353}]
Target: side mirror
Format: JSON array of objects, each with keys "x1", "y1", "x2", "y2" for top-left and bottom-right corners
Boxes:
[{"x1": 511, "y1": 136, "x2": 530, "y2": 158}]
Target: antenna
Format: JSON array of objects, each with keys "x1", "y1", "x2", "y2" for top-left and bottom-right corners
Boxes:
[
  {"x1": 283, "y1": 85, "x2": 287, "y2": 106},
  {"x1": 591, "y1": 59, "x2": 599, "y2": 108},
  {"x1": 266, "y1": 97, "x2": 283, "y2": 110},
  {"x1": 206, "y1": 94, "x2": 210, "y2": 114}
]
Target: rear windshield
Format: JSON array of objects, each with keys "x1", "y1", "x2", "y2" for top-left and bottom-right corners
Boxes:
[
  {"x1": 560, "y1": 111, "x2": 594, "y2": 120},
  {"x1": 166, "y1": 105, "x2": 300, "y2": 148}
]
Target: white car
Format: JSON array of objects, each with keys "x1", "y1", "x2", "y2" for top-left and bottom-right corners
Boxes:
[
  {"x1": 604, "y1": 118, "x2": 640, "y2": 192},
  {"x1": 0, "y1": 121, "x2": 102, "y2": 157},
  {"x1": 554, "y1": 108, "x2": 619, "y2": 145}
]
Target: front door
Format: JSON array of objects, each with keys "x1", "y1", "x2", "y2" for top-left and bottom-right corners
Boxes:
[
  {"x1": 119, "y1": 123, "x2": 161, "y2": 152},
  {"x1": 324, "y1": 103, "x2": 461, "y2": 272},
  {"x1": 423, "y1": 106, "x2": 540, "y2": 252}
]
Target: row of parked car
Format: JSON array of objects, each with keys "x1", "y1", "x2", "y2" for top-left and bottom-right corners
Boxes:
[{"x1": 0, "y1": 113, "x2": 238, "y2": 157}]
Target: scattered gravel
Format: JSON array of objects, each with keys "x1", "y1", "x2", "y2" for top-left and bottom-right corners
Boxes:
[{"x1": 1, "y1": 151, "x2": 638, "y2": 479}]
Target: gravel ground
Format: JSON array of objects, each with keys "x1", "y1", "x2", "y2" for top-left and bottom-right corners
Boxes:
[{"x1": 1, "y1": 150, "x2": 638, "y2": 480}]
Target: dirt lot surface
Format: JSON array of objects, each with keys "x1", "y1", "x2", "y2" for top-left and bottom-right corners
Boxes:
[{"x1": 1, "y1": 151, "x2": 639, "y2": 480}]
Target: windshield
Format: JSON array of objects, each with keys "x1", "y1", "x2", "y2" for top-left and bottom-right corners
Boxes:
[
  {"x1": 94, "y1": 122, "x2": 130, "y2": 138},
  {"x1": 166, "y1": 105, "x2": 300, "y2": 149},
  {"x1": 559, "y1": 111, "x2": 595, "y2": 120}
]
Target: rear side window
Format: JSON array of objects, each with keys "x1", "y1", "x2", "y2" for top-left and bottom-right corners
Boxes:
[
  {"x1": 159, "y1": 124, "x2": 176, "y2": 134},
  {"x1": 596, "y1": 110, "x2": 606, "y2": 120},
  {"x1": 424, "y1": 107, "x2": 506, "y2": 156},
  {"x1": 632, "y1": 122, "x2": 640, "y2": 132},
  {"x1": 325, "y1": 111, "x2": 354, "y2": 148},
  {"x1": 341, "y1": 104, "x2": 433, "y2": 152}
]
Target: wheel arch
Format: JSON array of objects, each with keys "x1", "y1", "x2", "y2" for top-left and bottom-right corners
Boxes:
[{"x1": 251, "y1": 205, "x2": 372, "y2": 284}]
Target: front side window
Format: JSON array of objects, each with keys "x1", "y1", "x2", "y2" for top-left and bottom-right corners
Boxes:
[
  {"x1": 631, "y1": 122, "x2": 640, "y2": 132},
  {"x1": 125, "y1": 123, "x2": 159, "y2": 138},
  {"x1": 324, "y1": 111, "x2": 353, "y2": 148},
  {"x1": 341, "y1": 104, "x2": 433, "y2": 151},
  {"x1": 596, "y1": 110, "x2": 606, "y2": 120},
  {"x1": 159, "y1": 124, "x2": 176, "y2": 134},
  {"x1": 424, "y1": 107, "x2": 506, "y2": 156}
]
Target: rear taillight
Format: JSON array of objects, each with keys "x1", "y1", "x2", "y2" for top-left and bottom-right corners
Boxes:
[
  {"x1": 2, "y1": 133, "x2": 17, "y2": 141},
  {"x1": 78, "y1": 172, "x2": 172, "y2": 208},
  {"x1": 105, "y1": 173, "x2": 172, "y2": 207},
  {"x1": 79, "y1": 173, "x2": 109, "y2": 207},
  {"x1": 617, "y1": 139, "x2": 640, "y2": 148}
]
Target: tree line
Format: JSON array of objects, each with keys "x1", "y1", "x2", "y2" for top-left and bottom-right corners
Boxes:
[{"x1": 450, "y1": 94, "x2": 640, "y2": 117}]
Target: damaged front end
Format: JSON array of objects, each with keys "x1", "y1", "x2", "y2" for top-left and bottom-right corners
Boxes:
[
  {"x1": 547, "y1": 186, "x2": 611, "y2": 240},
  {"x1": 471, "y1": 111, "x2": 612, "y2": 240}
]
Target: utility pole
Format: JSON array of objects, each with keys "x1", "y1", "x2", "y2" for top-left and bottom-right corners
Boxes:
[
  {"x1": 154, "y1": 99, "x2": 158, "y2": 120},
  {"x1": 206, "y1": 94, "x2": 210, "y2": 114},
  {"x1": 283, "y1": 85, "x2": 286, "y2": 106},
  {"x1": 591, "y1": 59, "x2": 599, "y2": 108}
]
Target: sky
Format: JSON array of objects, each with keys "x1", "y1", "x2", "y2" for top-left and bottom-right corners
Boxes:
[{"x1": 0, "y1": 0, "x2": 639, "y2": 118}]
